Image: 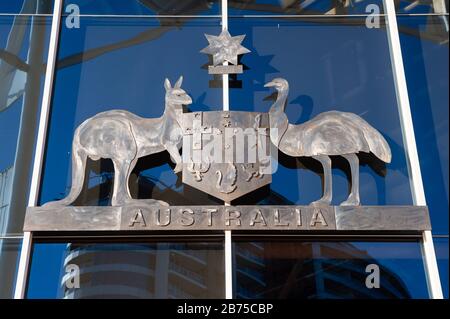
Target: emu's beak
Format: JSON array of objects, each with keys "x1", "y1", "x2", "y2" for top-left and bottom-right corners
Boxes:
[{"x1": 264, "y1": 81, "x2": 276, "y2": 88}]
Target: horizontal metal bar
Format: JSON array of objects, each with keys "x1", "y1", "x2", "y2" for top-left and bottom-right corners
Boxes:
[
  {"x1": 0, "y1": 235, "x2": 25, "y2": 240},
  {"x1": 0, "y1": 13, "x2": 53, "y2": 17},
  {"x1": 24, "y1": 205, "x2": 431, "y2": 232},
  {"x1": 1, "y1": 12, "x2": 447, "y2": 18}
]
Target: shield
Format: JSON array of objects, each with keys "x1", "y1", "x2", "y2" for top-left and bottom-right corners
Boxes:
[{"x1": 181, "y1": 111, "x2": 272, "y2": 202}]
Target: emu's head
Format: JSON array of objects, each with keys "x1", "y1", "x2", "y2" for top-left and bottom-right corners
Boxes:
[
  {"x1": 164, "y1": 76, "x2": 193, "y2": 106},
  {"x1": 264, "y1": 78, "x2": 289, "y2": 92}
]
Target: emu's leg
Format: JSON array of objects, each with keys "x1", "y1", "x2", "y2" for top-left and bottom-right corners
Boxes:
[
  {"x1": 340, "y1": 153, "x2": 361, "y2": 206},
  {"x1": 311, "y1": 155, "x2": 332, "y2": 206},
  {"x1": 166, "y1": 143, "x2": 182, "y2": 173},
  {"x1": 112, "y1": 158, "x2": 133, "y2": 206}
]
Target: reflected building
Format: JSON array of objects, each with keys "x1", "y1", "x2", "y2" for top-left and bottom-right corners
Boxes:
[
  {"x1": 60, "y1": 175, "x2": 410, "y2": 299},
  {"x1": 235, "y1": 241, "x2": 411, "y2": 299},
  {"x1": 61, "y1": 242, "x2": 224, "y2": 299}
]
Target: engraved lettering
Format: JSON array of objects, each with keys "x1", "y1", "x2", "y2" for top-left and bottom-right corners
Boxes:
[
  {"x1": 156, "y1": 209, "x2": 171, "y2": 226},
  {"x1": 128, "y1": 209, "x2": 146, "y2": 227},
  {"x1": 204, "y1": 209, "x2": 218, "y2": 226},
  {"x1": 225, "y1": 210, "x2": 241, "y2": 226},
  {"x1": 250, "y1": 209, "x2": 267, "y2": 226},
  {"x1": 274, "y1": 209, "x2": 289, "y2": 226},
  {"x1": 179, "y1": 209, "x2": 194, "y2": 226},
  {"x1": 296, "y1": 208, "x2": 302, "y2": 226},
  {"x1": 310, "y1": 209, "x2": 327, "y2": 227}
]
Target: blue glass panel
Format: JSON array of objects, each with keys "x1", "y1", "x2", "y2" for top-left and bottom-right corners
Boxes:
[
  {"x1": 434, "y1": 237, "x2": 449, "y2": 298},
  {"x1": 396, "y1": 0, "x2": 448, "y2": 14},
  {"x1": 0, "y1": 14, "x2": 51, "y2": 234},
  {"x1": 0, "y1": 0, "x2": 53, "y2": 15},
  {"x1": 64, "y1": 0, "x2": 221, "y2": 15},
  {"x1": 228, "y1": 0, "x2": 385, "y2": 15},
  {"x1": 0, "y1": 238, "x2": 21, "y2": 298},
  {"x1": 27, "y1": 241, "x2": 225, "y2": 299},
  {"x1": 229, "y1": 17, "x2": 412, "y2": 206},
  {"x1": 234, "y1": 240, "x2": 429, "y2": 298},
  {"x1": 39, "y1": 17, "x2": 223, "y2": 206},
  {"x1": 399, "y1": 15, "x2": 449, "y2": 234}
]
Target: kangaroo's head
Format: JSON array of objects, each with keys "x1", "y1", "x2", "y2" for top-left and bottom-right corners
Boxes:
[{"x1": 164, "y1": 76, "x2": 193, "y2": 107}]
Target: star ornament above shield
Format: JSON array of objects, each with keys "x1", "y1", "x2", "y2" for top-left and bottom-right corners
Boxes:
[{"x1": 200, "y1": 29, "x2": 251, "y2": 75}]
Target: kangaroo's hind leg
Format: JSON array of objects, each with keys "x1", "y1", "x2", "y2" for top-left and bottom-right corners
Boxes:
[
  {"x1": 111, "y1": 157, "x2": 137, "y2": 206},
  {"x1": 166, "y1": 143, "x2": 183, "y2": 173}
]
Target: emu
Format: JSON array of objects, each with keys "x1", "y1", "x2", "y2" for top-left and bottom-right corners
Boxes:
[
  {"x1": 265, "y1": 78, "x2": 391, "y2": 206},
  {"x1": 45, "y1": 76, "x2": 191, "y2": 207}
]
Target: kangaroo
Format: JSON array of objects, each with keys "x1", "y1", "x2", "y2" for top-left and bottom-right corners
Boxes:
[{"x1": 44, "y1": 76, "x2": 191, "y2": 207}]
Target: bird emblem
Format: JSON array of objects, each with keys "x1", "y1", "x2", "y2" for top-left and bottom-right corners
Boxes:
[{"x1": 215, "y1": 163, "x2": 238, "y2": 194}]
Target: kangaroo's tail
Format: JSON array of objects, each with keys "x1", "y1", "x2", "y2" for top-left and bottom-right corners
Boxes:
[{"x1": 43, "y1": 141, "x2": 87, "y2": 207}]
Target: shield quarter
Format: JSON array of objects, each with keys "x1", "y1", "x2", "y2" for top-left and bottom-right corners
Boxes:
[{"x1": 181, "y1": 111, "x2": 272, "y2": 202}]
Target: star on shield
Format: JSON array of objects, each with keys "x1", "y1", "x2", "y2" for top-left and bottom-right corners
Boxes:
[{"x1": 200, "y1": 29, "x2": 250, "y2": 74}]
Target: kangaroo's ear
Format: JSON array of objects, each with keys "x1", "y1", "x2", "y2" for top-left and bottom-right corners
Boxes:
[
  {"x1": 164, "y1": 78, "x2": 171, "y2": 91},
  {"x1": 174, "y1": 76, "x2": 183, "y2": 89}
]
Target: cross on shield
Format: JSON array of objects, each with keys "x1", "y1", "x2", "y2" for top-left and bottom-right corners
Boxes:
[{"x1": 181, "y1": 111, "x2": 272, "y2": 202}]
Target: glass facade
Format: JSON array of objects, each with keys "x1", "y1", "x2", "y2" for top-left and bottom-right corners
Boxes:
[{"x1": 0, "y1": 0, "x2": 448, "y2": 299}]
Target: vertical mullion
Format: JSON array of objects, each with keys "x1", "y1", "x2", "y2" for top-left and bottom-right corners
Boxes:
[
  {"x1": 383, "y1": 0, "x2": 443, "y2": 299},
  {"x1": 14, "y1": 0, "x2": 64, "y2": 299},
  {"x1": 221, "y1": 0, "x2": 233, "y2": 299},
  {"x1": 222, "y1": 0, "x2": 229, "y2": 111}
]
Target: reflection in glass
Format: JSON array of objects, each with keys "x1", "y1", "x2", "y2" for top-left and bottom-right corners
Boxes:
[
  {"x1": 0, "y1": 4, "x2": 51, "y2": 235},
  {"x1": 434, "y1": 237, "x2": 449, "y2": 298},
  {"x1": 0, "y1": 238, "x2": 21, "y2": 298},
  {"x1": 228, "y1": 17, "x2": 412, "y2": 206},
  {"x1": 396, "y1": 0, "x2": 448, "y2": 14},
  {"x1": 64, "y1": 0, "x2": 221, "y2": 15},
  {"x1": 233, "y1": 240, "x2": 428, "y2": 298},
  {"x1": 27, "y1": 241, "x2": 225, "y2": 299},
  {"x1": 399, "y1": 15, "x2": 449, "y2": 234},
  {"x1": 0, "y1": 0, "x2": 53, "y2": 15},
  {"x1": 228, "y1": 0, "x2": 385, "y2": 15},
  {"x1": 39, "y1": 17, "x2": 224, "y2": 207}
]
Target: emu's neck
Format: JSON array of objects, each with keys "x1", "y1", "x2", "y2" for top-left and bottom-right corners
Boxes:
[{"x1": 269, "y1": 88, "x2": 288, "y2": 114}]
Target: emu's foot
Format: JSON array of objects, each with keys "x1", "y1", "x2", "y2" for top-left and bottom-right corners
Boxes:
[
  {"x1": 42, "y1": 201, "x2": 69, "y2": 208},
  {"x1": 173, "y1": 163, "x2": 182, "y2": 174},
  {"x1": 340, "y1": 195, "x2": 360, "y2": 206},
  {"x1": 310, "y1": 198, "x2": 332, "y2": 207}
]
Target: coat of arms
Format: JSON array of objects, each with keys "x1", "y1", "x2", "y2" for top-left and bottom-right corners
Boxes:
[{"x1": 25, "y1": 29, "x2": 429, "y2": 236}]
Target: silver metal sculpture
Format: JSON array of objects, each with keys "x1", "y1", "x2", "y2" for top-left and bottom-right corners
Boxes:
[
  {"x1": 200, "y1": 28, "x2": 250, "y2": 74},
  {"x1": 265, "y1": 78, "x2": 392, "y2": 206},
  {"x1": 44, "y1": 76, "x2": 190, "y2": 207},
  {"x1": 181, "y1": 111, "x2": 272, "y2": 202}
]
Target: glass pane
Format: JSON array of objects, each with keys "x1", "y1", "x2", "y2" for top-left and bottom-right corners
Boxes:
[
  {"x1": 39, "y1": 17, "x2": 225, "y2": 207},
  {"x1": 228, "y1": 17, "x2": 412, "y2": 206},
  {"x1": 0, "y1": 0, "x2": 53, "y2": 15},
  {"x1": 0, "y1": 14, "x2": 51, "y2": 235},
  {"x1": 228, "y1": 0, "x2": 385, "y2": 15},
  {"x1": 396, "y1": 0, "x2": 449, "y2": 14},
  {"x1": 434, "y1": 237, "x2": 449, "y2": 298},
  {"x1": 27, "y1": 241, "x2": 225, "y2": 299},
  {"x1": 0, "y1": 238, "x2": 21, "y2": 298},
  {"x1": 233, "y1": 240, "x2": 429, "y2": 298},
  {"x1": 399, "y1": 15, "x2": 449, "y2": 234},
  {"x1": 64, "y1": 0, "x2": 221, "y2": 15}
]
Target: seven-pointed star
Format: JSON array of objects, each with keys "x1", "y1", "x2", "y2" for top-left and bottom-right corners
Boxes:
[{"x1": 200, "y1": 29, "x2": 250, "y2": 66}]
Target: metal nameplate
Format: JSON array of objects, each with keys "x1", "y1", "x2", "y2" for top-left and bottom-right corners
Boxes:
[
  {"x1": 208, "y1": 65, "x2": 243, "y2": 74},
  {"x1": 24, "y1": 205, "x2": 430, "y2": 232}
]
